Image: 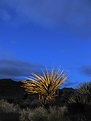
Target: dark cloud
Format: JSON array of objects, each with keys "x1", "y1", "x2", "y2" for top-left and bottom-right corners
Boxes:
[
  {"x1": 81, "y1": 66, "x2": 91, "y2": 76},
  {"x1": 0, "y1": 60, "x2": 76, "y2": 87},
  {"x1": 0, "y1": 0, "x2": 91, "y2": 35},
  {"x1": 0, "y1": 60, "x2": 44, "y2": 79}
]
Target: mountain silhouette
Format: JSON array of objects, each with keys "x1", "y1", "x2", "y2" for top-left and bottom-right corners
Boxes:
[{"x1": 0, "y1": 79, "x2": 25, "y2": 99}]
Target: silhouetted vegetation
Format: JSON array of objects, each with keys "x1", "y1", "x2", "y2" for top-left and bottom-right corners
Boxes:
[{"x1": 0, "y1": 78, "x2": 91, "y2": 121}]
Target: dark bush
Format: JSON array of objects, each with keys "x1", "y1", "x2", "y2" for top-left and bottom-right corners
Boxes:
[{"x1": 0, "y1": 99, "x2": 20, "y2": 121}]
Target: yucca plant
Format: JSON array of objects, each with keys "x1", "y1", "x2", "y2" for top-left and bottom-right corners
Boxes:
[
  {"x1": 22, "y1": 69, "x2": 67, "y2": 106},
  {"x1": 68, "y1": 82, "x2": 91, "y2": 105}
]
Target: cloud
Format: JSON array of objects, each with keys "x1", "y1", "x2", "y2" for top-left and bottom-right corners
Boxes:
[
  {"x1": 81, "y1": 66, "x2": 91, "y2": 76},
  {"x1": 0, "y1": 59, "x2": 43, "y2": 80},
  {"x1": 0, "y1": 0, "x2": 91, "y2": 34},
  {"x1": 0, "y1": 59, "x2": 77, "y2": 87}
]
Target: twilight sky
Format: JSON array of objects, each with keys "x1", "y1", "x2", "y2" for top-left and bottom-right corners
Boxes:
[{"x1": 0, "y1": 0, "x2": 91, "y2": 87}]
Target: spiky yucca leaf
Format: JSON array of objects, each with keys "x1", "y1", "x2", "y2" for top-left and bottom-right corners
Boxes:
[{"x1": 22, "y1": 69, "x2": 67, "y2": 105}]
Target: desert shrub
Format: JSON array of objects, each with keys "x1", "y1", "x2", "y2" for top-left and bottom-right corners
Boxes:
[
  {"x1": 78, "y1": 82, "x2": 91, "y2": 94},
  {"x1": 78, "y1": 82, "x2": 91, "y2": 105},
  {"x1": 68, "y1": 113, "x2": 87, "y2": 121},
  {"x1": 68, "y1": 92, "x2": 88, "y2": 105},
  {"x1": 19, "y1": 107, "x2": 48, "y2": 121},
  {"x1": 31, "y1": 107, "x2": 48, "y2": 121},
  {"x1": 19, "y1": 108, "x2": 32, "y2": 121},
  {"x1": 48, "y1": 106, "x2": 70, "y2": 121},
  {"x1": 67, "y1": 82, "x2": 91, "y2": 121},
  {"x1": 0, "y1": 99, "x2": 20, "y2": 113},
  {"x1": 68, "y1": 82, "x2": 91, "y2": 105},
  {"x1": 0, "y1": 99, "x2": 20, "y2": 121},
  {"x1": 19, "y1": 106, "x2": 70, "y2": 121}
]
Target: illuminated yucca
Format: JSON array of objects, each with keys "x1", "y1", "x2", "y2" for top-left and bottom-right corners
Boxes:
[{"x1": 22, "y1": 69, "x2": 67, "y2": 105}]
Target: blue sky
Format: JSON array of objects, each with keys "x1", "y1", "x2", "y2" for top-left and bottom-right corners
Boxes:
[{"x1": 0, "y1": 0, "x2": 91, "y2": 87}]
